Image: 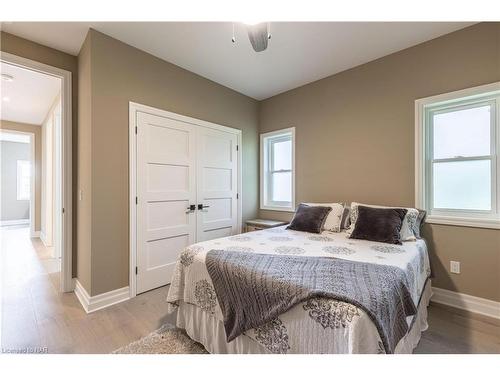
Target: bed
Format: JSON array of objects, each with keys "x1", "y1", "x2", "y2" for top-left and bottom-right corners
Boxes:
[{"x1": 166, "y1": 225, "x2": 432, "y2": 354}]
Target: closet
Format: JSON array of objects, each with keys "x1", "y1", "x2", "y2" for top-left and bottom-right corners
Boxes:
[{"x1": 132, "y1": 106, "x2": 241, "y2": 294}]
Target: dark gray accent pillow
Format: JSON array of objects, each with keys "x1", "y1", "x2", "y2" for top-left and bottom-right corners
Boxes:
[
  {"x1": 350, "y1": 206, "x2": 407, "y2": 245},
  {"x1": 414, "y1": 209, "x2": 427, "y2": 238},
  {"x1": 287, "y1": 204, "x2": 332, "y2": 234}
]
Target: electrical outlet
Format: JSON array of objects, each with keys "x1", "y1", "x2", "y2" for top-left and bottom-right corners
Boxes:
[
  {"x1": 79, "y1": 190, "x2": 83, "y2": 201},
  {"x1": 450, "y1": 261, "x2": 461, "y2": 274}
]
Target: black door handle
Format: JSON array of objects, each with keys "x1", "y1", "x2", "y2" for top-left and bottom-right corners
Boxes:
[{"x1": 198, "y1": 204, "x2": 210, "y2": 210}]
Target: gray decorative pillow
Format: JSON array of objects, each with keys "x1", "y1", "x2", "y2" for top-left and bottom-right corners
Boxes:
[
  {"x1": 414, "y1": 209, "x2": 427, "y2": 238},
  {"x1": 340, "y1": 206, "x2": 351, "y2": 230},
  {"x1": 349, "y1": 202, "x2": 420, "y2": 241},
  {"x1": 350, "y1": 206, "x2": 407, "y2": 245},
  {"x1": 287, "y1": 204, "x2": 332, "y2": 234}
]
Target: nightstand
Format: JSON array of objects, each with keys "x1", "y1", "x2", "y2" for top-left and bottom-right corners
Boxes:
[{"x1": 245, "y1": 219, "x2": 289, "y2": 232}]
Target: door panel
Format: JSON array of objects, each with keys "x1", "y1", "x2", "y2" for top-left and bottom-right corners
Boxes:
[
  {"x1": 196, "y1": 127, "x2": 238, "y2": 241},
  {"x1": 202, "y1": 227, "x2": 233, "y2": 241},
  {"x1": 136, "y1": 112, "x2": 196, "y2": 294}
]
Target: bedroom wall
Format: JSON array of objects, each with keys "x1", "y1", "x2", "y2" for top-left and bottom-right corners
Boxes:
[
  {"x1": 76, "y1": 33, "x2": 93, "y2": 292},
  {"x1": 81, "y1": 29, "x2": 259, "y2": 296},
  {"x1": 259, "y1": 22, "x2": 500, "y2": 302},
  {"x1": 0, "y1": 120, "x2": 42, "y2": 231},
  {"x1": 0, "y1": 31, "x2": 79, "y2": 275}
]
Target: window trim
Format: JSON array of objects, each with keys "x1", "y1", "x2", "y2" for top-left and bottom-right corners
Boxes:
[
  {"x1": 415, "y1": 81, "x2": 500, "y2": 229},
  {"x1": 260, "y1": 127, "x2": 296, "y2": 212},
  {"x1": 16, "y1": 160, "x2": 31, "y2": 201}
]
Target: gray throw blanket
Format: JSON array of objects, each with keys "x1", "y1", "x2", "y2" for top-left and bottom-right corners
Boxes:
[{"x1": 206, "y1": 250, "x2": 417, "y2": 354}]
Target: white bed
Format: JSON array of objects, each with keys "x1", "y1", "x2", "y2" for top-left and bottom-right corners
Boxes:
[{"x1": 166, "y1": 226, "x2": 432, "y2": 354}]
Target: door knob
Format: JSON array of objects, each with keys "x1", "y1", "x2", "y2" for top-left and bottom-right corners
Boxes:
[
  {"x1": 198, "y1": 204, "x2": 210, "y2": 210},
  {"x1": 185, "y1": 204, "x2": 196, "y2": 213}
]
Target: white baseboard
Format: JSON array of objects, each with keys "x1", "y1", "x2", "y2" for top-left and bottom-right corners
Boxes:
[
  {"x1": 0, "y1": 219, "x2": 29, "y2": 226},
  {"x1": 40, "y1": 231, "x2": 47, "y2": 245},
  {"x1": 31, "y1": 231, "x2": 40, "y2": 238},
  {"x1": 432, "y1": 287, "x2": 500, "y2": 320},
  {"x1": 74, "y1": 279, "x2": 130, "y2": 314},
  {"x1": 39, "y1": 231, "x2": 53, "y2": 247}
]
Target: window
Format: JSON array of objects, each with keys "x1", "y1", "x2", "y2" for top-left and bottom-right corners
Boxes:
[
  {"x1": 416, "y1": 82, "x2": 500, "y2": 229},
  {"x1": 17, "y1": 160, "x2": 31, "y2": 201},
  {"x1": 260, "y1": 127, "x2": 295, "y2": 211}
]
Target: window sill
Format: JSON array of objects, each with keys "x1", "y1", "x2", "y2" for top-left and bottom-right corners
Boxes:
[
  {"x1": 426, "y1": 215, "x2": 500, "y2": 230},
  {"x1": 260, "y1": 205, "x2": 296, "y2": 213}
]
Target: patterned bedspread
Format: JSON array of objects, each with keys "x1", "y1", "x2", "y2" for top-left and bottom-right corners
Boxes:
[{"x1": 166, "y1": 226, "x2": 431, "y2": 354}]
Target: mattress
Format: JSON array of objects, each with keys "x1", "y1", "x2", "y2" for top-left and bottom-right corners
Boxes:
[{"x1": 166, "y1": 226, "x2": 431, "y2": 354}]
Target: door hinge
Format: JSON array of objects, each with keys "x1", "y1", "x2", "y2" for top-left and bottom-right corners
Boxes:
[
  {"x1": 62, "y1": 207, "x2": 65, "y2": 214},
  {"x1": 135, "y1": 266, "x2": 138, "y2": 275},
  {"x1": 135, "y1": 196, "x2": 138, "y2": 204},
  {"x1": 236, "y1": 145, "x2": 239, "y2": 151},
  {"x1": 135, "y1": 126, "x2": 137, "y2": 134},
  {"x1": 236, "y1": 193, "x2": 239, "y2": 199}
]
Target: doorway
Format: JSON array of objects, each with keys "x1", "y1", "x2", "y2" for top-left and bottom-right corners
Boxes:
[{"x1": 0, "y1": 52, "x2": 72, "y2": 292}]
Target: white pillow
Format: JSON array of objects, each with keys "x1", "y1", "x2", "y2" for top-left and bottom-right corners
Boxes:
[
  {"x1": 305, "y1": 203, "x2": 345, "y2": 232},
  {"x1": 348, "y1": 202, "x2": 419, "y2": 241}
]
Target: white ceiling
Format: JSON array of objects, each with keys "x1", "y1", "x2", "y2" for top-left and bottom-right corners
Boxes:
[
  {"x1": 0, "y1": 62, "x2": 61, "y2": 125},
  {"x1": 1, "y1": 22, "x2": 473, "y2": 100}
]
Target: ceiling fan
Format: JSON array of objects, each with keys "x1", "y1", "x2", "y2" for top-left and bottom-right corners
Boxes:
[{"x1": 232, "y1": 22, "x2": 272, "y2": 52}]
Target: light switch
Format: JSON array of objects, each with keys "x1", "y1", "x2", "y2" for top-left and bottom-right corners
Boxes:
[{"x1": 79, "y1": 190, "x2": 83, "y2": 201}]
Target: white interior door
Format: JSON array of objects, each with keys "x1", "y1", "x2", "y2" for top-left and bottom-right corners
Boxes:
[
  {"x1": 196, "y1": 127, "x2": 238, "y2": 241},
  {"x1": 136, "y1": 112, "x2": 197, "y2": 294}
]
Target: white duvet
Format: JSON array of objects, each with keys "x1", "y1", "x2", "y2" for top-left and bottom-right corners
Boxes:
[{"x1": 166, "y1": 226, "x2": 431, "y2": 354}]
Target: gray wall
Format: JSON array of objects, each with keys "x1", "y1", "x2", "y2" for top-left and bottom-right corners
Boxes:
[
  {"x1": 0, "y1": 121, "x2": 42, "y2": 231},
  {"x1": 1, "y1": 140, "x2": 30, "y2": 222}
]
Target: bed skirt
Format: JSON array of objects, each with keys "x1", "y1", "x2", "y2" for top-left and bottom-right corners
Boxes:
[{"x1": 172, "y1": 280, "x2": 432, "y2": 354}]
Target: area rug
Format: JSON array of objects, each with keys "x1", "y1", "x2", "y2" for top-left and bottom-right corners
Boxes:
[{"x1": 113, "y1": 323, "x2": 208, "y2": 354}]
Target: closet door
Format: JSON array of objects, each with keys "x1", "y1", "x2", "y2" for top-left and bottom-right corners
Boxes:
[
  {"x1": 196, "y1": 127, "x2": 238, "y2": 241},
  {"x1": 136, "y1": 112, "x2": 197, "y2": 294}
]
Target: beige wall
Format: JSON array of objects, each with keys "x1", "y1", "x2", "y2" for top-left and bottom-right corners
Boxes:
[
  {"x1": 1, "y1": 31, "x2": 79, "y2": 275},
  {"x1": 81, "y1": 29, "x2": 259, "y2": 295},
  {"x1": 76, "y1": 33, "x2": 92, "y2": 292},
  {"x1": 3, "y1": 24, "x2": 499, "y2": 302},
  {"x1": 0, "y1": 120, "x2": 42, "y2": 231},
  {"x1": 259, "y1": 23, "x2": 500, "y2": 302}
]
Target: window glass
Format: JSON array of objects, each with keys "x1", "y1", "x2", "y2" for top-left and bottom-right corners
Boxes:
[
  {"x1": 433, "y1": 105, "x2": 491, "y2": 159},
  {"x1": 272, "y1": 139, "x2": 292, "y2": 171},
  {"x1": 271, "y1": 172, "x2": 292, "y2": 202},
  {"x1": 433, "y1": 160, "x2": 491, "y2": 210},
  {"x1": 261, "y1": 128, "x2": 294, "y2": 210},
  {"x1": 17, "y1": 160, "x2": 31, "y2": 201}
]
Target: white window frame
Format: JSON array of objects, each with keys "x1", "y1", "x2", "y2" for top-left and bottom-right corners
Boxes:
[
  {"x1": 260, "y1": 127, "x2": 296, "y2": 212},
  {"x1": 415, "y1": 81, "x2": 500, "y2": 229},
  {"x1": 16, "y1": 160, "x2": 31, "y2": 201}
]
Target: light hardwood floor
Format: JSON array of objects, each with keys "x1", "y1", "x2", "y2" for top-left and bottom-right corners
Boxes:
[{"x1": 1, "y1": 225, "x2": 499, "y2": 354}]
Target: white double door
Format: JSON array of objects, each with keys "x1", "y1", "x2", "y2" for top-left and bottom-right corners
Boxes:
[{"x1": 136, "y1": 112, "x2": 239, "y2": 294}]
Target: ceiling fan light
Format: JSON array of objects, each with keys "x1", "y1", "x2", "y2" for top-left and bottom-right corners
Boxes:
[{"x1": 246, "y1": 23, "x2": 270, "y2": 52}]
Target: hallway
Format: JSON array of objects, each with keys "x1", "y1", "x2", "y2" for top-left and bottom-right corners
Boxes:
[{"x1": 0, "y1": 225, "x2": 171, "y2": 353}]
